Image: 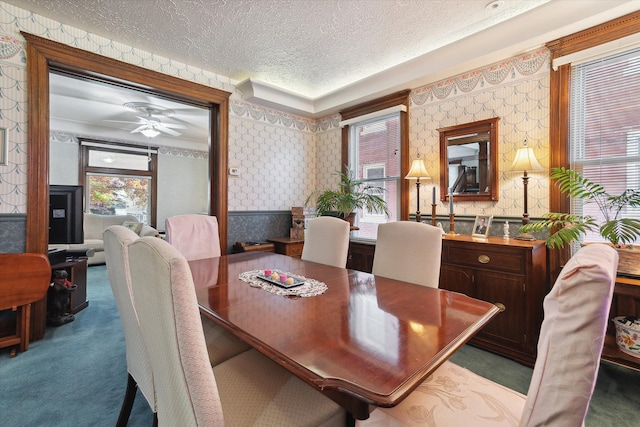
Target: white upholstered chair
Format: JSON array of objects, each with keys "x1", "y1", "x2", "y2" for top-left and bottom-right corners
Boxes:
[
  {"x1": 359, "y1": 243, "x2": 619, "y2": 427},
  {"x1": 372, "y1": 221, "x2": 443, "y2": 288},
  {"x1": 103, "y1": 225, "x2": 156, "y2": 426},
  {"x1": 301, "y1": 216, "x2": 351, "y2": 268},
  {"x1": 165, "y1": 214, "x2": 221, "y2": 260},
  {"x1": 127, "y1": 236, "x2": 346, "y2": 426},
  {"x1": 165, "y1": 213, "x2": 251, "y2": 365}
]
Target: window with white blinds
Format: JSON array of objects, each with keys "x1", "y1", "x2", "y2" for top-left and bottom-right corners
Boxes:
[
  {"x1": 569, "y1": 46, "x2": 640, "y2": 243},
  {"x1": 348, "y1": 112, "x2": 401, "y2": 238}
]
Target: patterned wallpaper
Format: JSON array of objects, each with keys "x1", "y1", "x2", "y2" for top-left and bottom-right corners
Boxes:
[
  {"x1": 0, "y1": 1, "x2": 551, "y2": 220},
  {"x1": 409, "y1": 49, "x2": 550, "y2": 218}
]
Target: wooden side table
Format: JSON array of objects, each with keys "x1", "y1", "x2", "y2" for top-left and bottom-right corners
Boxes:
[
  {"x1": 50, "y1": 258, "x2": 89, "y2": 315},
  {"x1": 267, "y1": 237, "x2": 304, "y2": 258},
  {"x1": 232, "y1": 241, "x2": 275, "y2": 253}
]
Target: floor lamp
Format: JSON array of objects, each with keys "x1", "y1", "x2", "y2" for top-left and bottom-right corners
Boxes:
[
  {"x1": 510, "y1": 140, "x2": 543, "y2": 240},
  {"x1": 405, "y1": 158, "x2": 430, "y2": 222}
]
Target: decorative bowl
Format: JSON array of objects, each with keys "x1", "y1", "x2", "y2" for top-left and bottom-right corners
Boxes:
[{"x1": 613, "y1": 316, "x2": 640, "y2": 359}]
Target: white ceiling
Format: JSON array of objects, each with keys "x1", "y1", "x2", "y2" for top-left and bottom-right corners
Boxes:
[{"x1": 10, "y1": 0, "x2": 640, "y2": 148}]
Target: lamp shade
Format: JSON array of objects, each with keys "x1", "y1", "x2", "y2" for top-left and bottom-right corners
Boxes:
[
  {"x1": 405, "y1": 159, "x2": 430, "y2": 179},
  {"x1": 510, "y1": 144, "x2": 543, "y2": 172}
]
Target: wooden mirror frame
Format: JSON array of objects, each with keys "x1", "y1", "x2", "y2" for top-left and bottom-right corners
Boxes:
[{"x1": 438, "y1": 117, "x2": 499, "y2": 202}]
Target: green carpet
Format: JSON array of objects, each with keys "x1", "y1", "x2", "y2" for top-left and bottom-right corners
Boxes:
[{"x1": 1, "y1": 265, "x2": 638, "y2": 426}]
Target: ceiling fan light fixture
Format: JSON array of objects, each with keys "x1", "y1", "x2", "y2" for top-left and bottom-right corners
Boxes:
[{"x1": 141, "y1": 127, "x2": 160, "y2": 138}]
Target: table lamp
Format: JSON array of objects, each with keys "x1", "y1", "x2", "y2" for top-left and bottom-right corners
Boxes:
[
  {"x1": 405, "y1": 158, "x2": 430, "y2": 222},
  {"x1": 510, "y1": 139, "x2": 543, "y2": 240}
]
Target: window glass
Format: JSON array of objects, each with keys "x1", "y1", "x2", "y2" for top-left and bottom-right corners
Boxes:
[
  {"x1": 570, "y1": 46, "x2": 640, "y2": 243},
  {"x1": 349, "y1": 113, "x2": 400, "y2": 238},
  {"x1": 86, "y1": 173, "x2": 151, "y2": 223},
  {"x1": 88, "y1": 149, "x2": 151, "y2": 171}
]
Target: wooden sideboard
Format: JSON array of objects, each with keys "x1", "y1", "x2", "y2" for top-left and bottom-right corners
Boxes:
[
  {"x1": 602, "y1": 276, "x2": 640, "y2": 371},
  {"x1": 439, "y1": 236, "x2": 547, "y2": 367},
  {"x1": 347, "y1": 236, "x2": 548, "y2": 367},
  {"x1": 267, "y1": 237, "x2": 305, "y2": 258}
]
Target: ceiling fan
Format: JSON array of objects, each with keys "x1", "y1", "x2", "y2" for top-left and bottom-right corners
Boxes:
[{"x1": 105, "y1": 102, "x2": 187, "y2": 138}]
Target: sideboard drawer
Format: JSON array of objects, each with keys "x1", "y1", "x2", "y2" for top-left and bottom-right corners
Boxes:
[{"x1": 449, "y1": 246, "x2": 525, "y2": 274}]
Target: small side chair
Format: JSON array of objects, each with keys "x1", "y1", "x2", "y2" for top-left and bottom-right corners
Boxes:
[
  {"x1": 372, "y1": 221, "x2": 443, "y2": 288},
  {"x1": 301, "y1": 216, "x2": 351, "y2": 268}
]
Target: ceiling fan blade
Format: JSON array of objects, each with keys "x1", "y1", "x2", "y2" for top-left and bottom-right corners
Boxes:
[
  {"x1": 157, "y1": 122, "x2": 187, "y2": 129},
  {"x1": 104, "y1": 119, "x2": 144, "y2": 124},
  {"x1": 130, "y1": 125, "x2": 147, "y2": 133},
  {"x1": 157, "y1": 125, "x2": 182, "y2": 136}
]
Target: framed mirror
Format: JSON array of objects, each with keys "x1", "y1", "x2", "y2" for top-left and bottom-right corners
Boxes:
[{"x1": 439, "y1": 117, "x2": 499, "y2": 202}]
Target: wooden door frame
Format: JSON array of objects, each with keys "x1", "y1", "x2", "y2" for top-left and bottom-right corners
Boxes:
[{"x1": 23, "y1": 33, "x2": 230, "y2": 255}]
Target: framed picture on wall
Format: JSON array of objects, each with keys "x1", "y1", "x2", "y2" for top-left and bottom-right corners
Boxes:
[
  {"x1": 0, "y1": 128, "x2": 6, "y2": 165},
  {"x1": 472, "y1": 214, "x2": 492, "y2": 238}
]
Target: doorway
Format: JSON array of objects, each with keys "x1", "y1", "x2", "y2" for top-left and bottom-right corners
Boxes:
[
  {"x1": 24, "y1": 32, "x2": 230, "y2": 255},
  {"x1": 24, "y1": 33, "x2": 231, "y2": 340}
]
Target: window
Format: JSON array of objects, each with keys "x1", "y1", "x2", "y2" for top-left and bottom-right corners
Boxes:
[
  {"x1": 80, "y1": 140, "x2": 157, "y2": 226},
  {"x1": 350, "y1": 115, "x2": 400, "y2": 235},
  {"x1": 569, "y1": 46, "x2": 640, "y2": 244},
  {"x1": 361, "y1": 163, "x2": 387, "y2": 221},
  {"x1": 341, "y1": 90, "x2": 410, "y2": 239}
]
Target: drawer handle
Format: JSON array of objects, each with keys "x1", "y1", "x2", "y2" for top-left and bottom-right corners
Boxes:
[
  {"x1": 478, "y1": 255, "x2": 490, "y2": 264},
  {"x1": 495, "y1": 303, "x2": 506, "y2": 312}
]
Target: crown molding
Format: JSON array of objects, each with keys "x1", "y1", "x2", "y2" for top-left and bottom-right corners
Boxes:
[{"x1": 235, "y1": 0, "x2": 640, "y2": 119}]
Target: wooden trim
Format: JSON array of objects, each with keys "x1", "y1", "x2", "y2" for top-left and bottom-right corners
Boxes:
[
  {"x1": 545, "y1": 11, "x2": 640, "y2": 283},
  {"x1": 340, "y1": 89, "x2": 411, "y2": 121},
  {"x1": 23, "y1": 33, "x2": 230, "y2": 256},
  {"x1": 546, "y1": 11, "x2": 640, "y2": 59},
  {"x1": 340, "y1": 90, "x2": 411, "y2": 221},
  {"x1": 438, "y1": 117, "x2": 499, "y2": 203}
]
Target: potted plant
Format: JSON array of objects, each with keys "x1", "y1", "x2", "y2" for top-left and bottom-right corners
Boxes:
[
  {"x1": 520, "y1": 167, "x2": 640, "y2": 276},
  {"x1": 305, "y1": 169, "x2": 390, "y2": 225},
  {"x1": 520, "y1": 167, "x2": 640, "y2": 248}
]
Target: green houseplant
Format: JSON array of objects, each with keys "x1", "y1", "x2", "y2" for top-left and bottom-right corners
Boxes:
[
  {"x1": 305, "y1": 169, "x2": 390, "y2": 222},
  {"x1": 520, "y1": 167, "x2": 640, "y2": 249}
]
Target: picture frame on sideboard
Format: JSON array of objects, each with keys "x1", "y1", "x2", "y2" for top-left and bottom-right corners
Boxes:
[{"x1": 472, "y1": 214, "x2": 492, "y2": 238}]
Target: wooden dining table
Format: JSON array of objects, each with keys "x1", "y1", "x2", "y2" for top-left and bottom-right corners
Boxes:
[{"x1": 190, "y1": 251, "x2": 500, "y2": 421}]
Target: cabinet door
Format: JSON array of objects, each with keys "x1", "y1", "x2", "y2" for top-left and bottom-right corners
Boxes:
[
  {"x1": 439, "y1": 264, "x2": 474, "y2": 296},
  {"x1": 474, "y1": 270, "x2": 525, "y2": 350}
]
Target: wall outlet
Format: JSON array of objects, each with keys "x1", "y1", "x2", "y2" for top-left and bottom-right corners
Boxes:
[{"x1": 228, "y1": 167, "x2": 240, "y2": 176}]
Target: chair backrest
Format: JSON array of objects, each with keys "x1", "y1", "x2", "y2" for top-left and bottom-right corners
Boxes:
[
  {"x1": 301, "y1": 216, "x2": 351, "y2": 268},
  {"x1": 372, "y1": 221, "x2": 443, "y2": 288},
  {"x1": 165, "y1": 214, "x2": 221, "y2": 261},
  {"x1": 520, "y1": 243, "x2": 618, "y2": 427},
  {"x1": 128, "y1": 236, "x2": 224, "y2": 426},
  {"x1": 103, "y1": 225, "x2": 156, "y2": 411}
]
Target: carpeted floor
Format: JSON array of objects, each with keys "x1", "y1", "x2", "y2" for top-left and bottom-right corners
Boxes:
[{"x1": 1, "y1": 264, "x2": 639, "y2": 426}]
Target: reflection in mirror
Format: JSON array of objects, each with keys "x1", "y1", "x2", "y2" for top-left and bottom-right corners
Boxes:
[{"x1": 439, "y1": 118, "x2": 499, "y2": 202}]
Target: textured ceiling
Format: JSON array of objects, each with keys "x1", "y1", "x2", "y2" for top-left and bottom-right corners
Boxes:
[{"x1": 10, "y1": 0, "x2": 551, "y2": 98}]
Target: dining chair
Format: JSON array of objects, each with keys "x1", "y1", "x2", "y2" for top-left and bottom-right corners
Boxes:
[
  {"x1": 165, "y1": 214, "x2": 252, "y2": 365},
  {"x1": 127, "y1": 236, "x2": 346, "y2": 426},
  {"x1": 359, "y1": 243, "x2": 619, "y2": 427},
  {"x1": 103, "y1": 225, "x2": 156, "y2": 426},
  {"x1": 165, "y1": 214, "x2": 221, "y2": 260},
  {"x1": 371, "y1": 221, "x2": 443, "y2": 288},
  {"x1": 301, "y1": 216, "x2": 351, "y2": 267}
]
